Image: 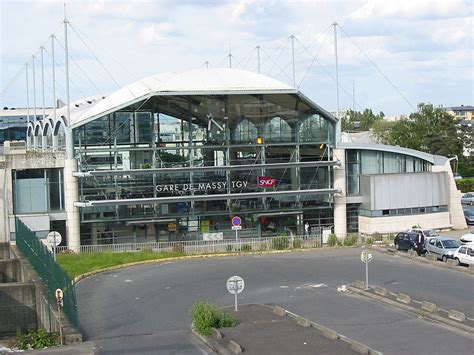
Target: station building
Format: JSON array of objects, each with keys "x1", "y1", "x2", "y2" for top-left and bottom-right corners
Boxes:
[{"x1": 0, "y1": 69, "x2": 466, "y2": 247}]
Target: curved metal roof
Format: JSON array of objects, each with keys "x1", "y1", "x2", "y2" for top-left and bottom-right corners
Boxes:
[
  {"x1": 61, "y1": 68, "x2": 297, "y2": 129},
  {"x1": 338, "y1": 142, "x2": 438, "y2": 164}
]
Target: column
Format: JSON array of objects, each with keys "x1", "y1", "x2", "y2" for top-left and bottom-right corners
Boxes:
[
  {"x1": 64, "y1": 159, "x2": 81, "y2": 250},
  {"x1": 333, "y1": 148, "x2": 347, "y2": 239}
]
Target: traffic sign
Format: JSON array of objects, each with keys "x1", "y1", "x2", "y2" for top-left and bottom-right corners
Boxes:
[
  {"x1": 226, "y1": 275, "x2": 245, "y2": 312},
  {"x1": 231, "y1": 225, "x2": 242, "y2": 231},
  {"x1": 55, "y1": 288, "x2": 64, "y2": 302},
  {"x1": 360, "y1": 250, "x2": 373, "y2": 263},
  {"x1": 47, "y1": 231, "x2": 62, "y2": 247},
  {"x1": 231, "y1": 216, "x2": 242, "y2": 227},
  {"x1": 226, "y1": 276, "x2": 245, "y2": 294}
]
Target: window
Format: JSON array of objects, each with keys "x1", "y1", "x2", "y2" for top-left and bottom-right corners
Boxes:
[
  {"x1": 458, "y1": 247, "x2": 466, "y2": 254},
  {"x1": 435, "y1": 241, "x2": 442, "y2": 248}
]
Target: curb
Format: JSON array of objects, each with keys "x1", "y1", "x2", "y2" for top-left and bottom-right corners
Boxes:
[
  {"x1": 347, "y1": 285, "x2": 474, "y2": 335},
  {"x1": 368, "y1": 246, "x2": 474, "y2": 276},
  {"x1": 273, "y1": 306, "x2": 382, "y2": 355}
]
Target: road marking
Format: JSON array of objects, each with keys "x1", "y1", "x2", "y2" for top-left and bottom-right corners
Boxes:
[
  {"x1": 280, "y1": 285, "x2": 289, "y2": 288},
  {"x1": 124, "y1": 279, "x2": 133, "y2": 283}
]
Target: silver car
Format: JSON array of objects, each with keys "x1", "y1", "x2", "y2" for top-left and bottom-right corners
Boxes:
[
  {"x1": 425, "y1": 237, "x2": 461, "y2": 262},
  {"x1": 461, "y1": 192, "x2": 474, "y2": 205}
]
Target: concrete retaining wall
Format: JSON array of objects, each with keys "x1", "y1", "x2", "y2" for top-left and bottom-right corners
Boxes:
[
  {"x1": 0, "y1": 282, "x2": 37, "y2": 334},
  {"x1": 0, "y1": 259, "x2": 22, "y2": 282}
]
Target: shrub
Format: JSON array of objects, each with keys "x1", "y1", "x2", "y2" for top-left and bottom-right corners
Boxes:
[
  {"x1": 343, "y1": 234, "x2": 359, "y2": 246},
  {"x1": 241, "y1": 244, "x2": 252, "y2": 252},
  {"x1": 272, "y1": 236, "x2": 289, "y2": 250},
  {"x1": 365, "y1": 237, "x2": 373, "y2": 245},
  {"x1": 456, "y1": 178, "x2": 474, "y2": 193},
  {"x1": 327, "y1": 234, "x2": 337, "y2": 246},
  {"x1": 292, "y1": 238, "x2": 302, "y2": 249},
  {"x1": 190, "y1": 300, "x2": 237, "y2": 336},
  {"x1": 15, "y1": 328, "x2": 58, "y2": 350},
  {"x1": 226, "y1": 244, "x2": 233, "y2": 252}
]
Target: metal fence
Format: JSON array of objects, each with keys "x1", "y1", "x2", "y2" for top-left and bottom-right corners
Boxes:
[
  {"x1": 15, "y1": 218, "x2": 79, "y2": 330},
  {"x1": 56, "y1": 232, "x2": 395, "y2": 255}
]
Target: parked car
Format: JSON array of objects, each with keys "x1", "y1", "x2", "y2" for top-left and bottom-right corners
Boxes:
[
  {"x1": 425, "y1": 237, "x2": 461, "y2": 262},
  {"x1": 407, "y1": 228, "x2": 439, "y2": 240},
  {"x1": 460, "y1": 232, "x2": 474, "y2": 244},
  {"x1": 464, "y1": 209, "x2": 474, "y2": 225},
  {"x1": 394, "y1": 232, "x2": 421, "y2": 252},
  {"x1": 453, "y1": 243, "x2": 474, "y2": 266},
  {"x1": 461, "y1": 192, "x2": 474, "y2": 205}
]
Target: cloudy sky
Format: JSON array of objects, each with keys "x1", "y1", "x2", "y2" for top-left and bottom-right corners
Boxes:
[{"x1": 1, "y1": 0, "x2": 472, "y2": 115}]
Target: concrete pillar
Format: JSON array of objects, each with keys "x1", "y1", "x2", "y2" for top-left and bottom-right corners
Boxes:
[
  {"x1": 0, "y1": 168, "x2": 9, "y2": 243},
  {"x1": 91, "y1": 222, "x2": 98, "y2": 245},
  {"x1": 41, "y1": 135, "x2": 47, "y2": 151},
  {"x1": 333, "y1": 148, "x2": 347, "y2": 239},
  {"x1": 52, "y1": 135, "x2": 59, "y2": 151},
  {"x1": 432, "y1": 162, "x2": 467, "y2": 229},
  {"x1": 64, "y1": 159, "x2": 81, "y2": 250}
]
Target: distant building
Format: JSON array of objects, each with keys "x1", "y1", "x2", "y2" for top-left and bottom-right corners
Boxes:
[{"x1": 443, "y1": 105, "x2": 473, "y2": 121}]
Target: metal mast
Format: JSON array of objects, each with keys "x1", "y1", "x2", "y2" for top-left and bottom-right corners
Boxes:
[
  {"x1": 32, "y1": 55, "x2": 37, "y2": 122},
  {"x1": 290, "y1": 35, "x2": 296, "y2": 87},
  {"x1": 64, "y1": 12, "x2": 73, "y2": 158},
  {"x1": 256, "y1": 45, "x2": 261, "y2": 74},
  {"x1": 40, "y1": 46, "x2": 46, "y2": 121},
  {"x1": 228, "y1": 42, "x2": 232, "y2": 68},
  {"x1": 333, "y1": 22, "x2": 341, "y2": 143},
  {"x1": 51, "y1": 35, "x2": 57, "y2": 122},
  {"x1": 25, "y1": 63, "x2": 30, "y2": 144}
]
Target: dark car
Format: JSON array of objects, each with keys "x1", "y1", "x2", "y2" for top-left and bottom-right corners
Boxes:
[
  {"x1": 394, "y1": 232, "x2": 422, "y2": 253},
  {"x1": 464, "y1": 209, "x2": 474, "y2": 225}
]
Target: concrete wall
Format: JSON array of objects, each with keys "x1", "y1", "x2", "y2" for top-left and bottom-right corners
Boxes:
[
  {"x1": 360, "y1": 172, "x2": 448, "y2": 210},
  {"x1": 359, "y1": 212, "x2": 451, "y2": 234},
  {"x1": 0, "y1": 243, "x2": 10, "y2": 259},
  {"x1": 0, "y1": 259, "x2": 22, "y2": 283},
  {"x1": 0, "y1": 283, "x2": 37, "y2": 335},
  {"x1": 432, "y1": 161, "x2": 467, "y2": 229}
]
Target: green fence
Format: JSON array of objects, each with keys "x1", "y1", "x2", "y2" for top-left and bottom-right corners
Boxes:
[{"x1": 15, "y1": 218, "x2": 79, "y2": 330}]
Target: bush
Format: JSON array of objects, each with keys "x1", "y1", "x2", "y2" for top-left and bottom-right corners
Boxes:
[
  {"x1": 365, "y1": 237, "x2": 373, "y2": 245},
  {"x1": 456, "y1": 178, "x2": 474, "y2": 193},
  {"x1": 241, "y1": 244, "x2": 252, "y2": 252},
  {"x1": 343, "y1": 234, "x2": 359, "y2": 246},
  {"x1": 226, "y1": 244, "x2": 233, "y2": 252},
  {"x1": 190, "y1": 300, "x2": 237, "y2": 336},
  {"x1": 327, "y1": 234, "x2": 337, "y2": 246},
  {"x1": 15, "y1": 328, "x2": 58, "y2": 350},
  {"x1": 292, "y1": 238, "x2": 302, "y2": 249},
  {"x1": 272, "y1": 236, "x2": 289, "y2": 250}
]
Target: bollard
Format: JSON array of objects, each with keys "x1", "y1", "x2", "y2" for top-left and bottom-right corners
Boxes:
[
  {"x1": 448, "y1": 310, "x2": 466, "y2": 322},
  {"x1": 374, "y1": 286, "x2": 387, "y2": 296},
  {"x1": 421, "y1": 301, "x2": 437, "y2": 313},
  {"x1": 396, "y1": 293, "x2": 411, "y2": 304}
]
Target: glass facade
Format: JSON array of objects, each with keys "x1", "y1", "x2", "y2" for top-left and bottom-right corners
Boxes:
[
  {"x1": 72, "y1": 93, "x2": 337, "y2": 243},
  {"x1": 346, "y1": 149, "x2": 432, "y2": 196}
]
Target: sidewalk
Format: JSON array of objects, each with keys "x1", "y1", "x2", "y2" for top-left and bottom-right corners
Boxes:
[{"x1": 202, "y1": 304, "x2": 365, "y2": 354}]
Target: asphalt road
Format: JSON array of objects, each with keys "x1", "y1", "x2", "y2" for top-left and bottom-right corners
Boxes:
[{"x1": 76, "y1": 248, "x2": 474, "y2": 355}]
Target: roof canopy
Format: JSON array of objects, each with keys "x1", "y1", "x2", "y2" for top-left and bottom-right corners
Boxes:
[{"x1": 58, "y1": 68, "x2": 309, "y2": 129}]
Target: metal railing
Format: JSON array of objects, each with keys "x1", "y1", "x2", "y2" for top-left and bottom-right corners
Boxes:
[
  {"x1": 15, "y1": 218, "x2": 79, "y2": 330},
  {"x1": 56, "y1": 232, "x2": 396, "y2": 255}
]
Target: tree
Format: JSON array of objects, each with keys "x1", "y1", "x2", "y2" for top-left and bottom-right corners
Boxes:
[
  {"x1": 342, "y1": 109, "x2": 385, "y2": 132},
  {"x1": 372, "y1": 102, "x2": 471, "y2": 161}
]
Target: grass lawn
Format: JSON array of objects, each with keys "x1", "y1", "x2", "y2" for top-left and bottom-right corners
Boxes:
[{"x1": 57, "y1": 251, "x2": 185, "y2": 279}]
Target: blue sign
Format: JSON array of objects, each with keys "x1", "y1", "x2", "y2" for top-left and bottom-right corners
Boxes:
[{"x1": 231, "y1": 216, "x2": 242, "y2": 227}]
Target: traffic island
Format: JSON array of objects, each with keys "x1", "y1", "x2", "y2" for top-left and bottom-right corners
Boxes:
[
  {"x1": 348, "y1": 282, "x2": 474, "y2": 334},
  {"x1": 192, "y1": 304, "x2": 381, "y2": 354}
]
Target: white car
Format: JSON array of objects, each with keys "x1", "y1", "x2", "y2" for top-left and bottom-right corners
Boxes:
[
  {"x1": 461, "y1": 192, "x2": 474, "y2": 205},
  {"x1": 453, "y1": 243, "x2": 474, "y2": 266},
  {"x1": 460, "y1": 232, "x2": 474, "y2": 244}
]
